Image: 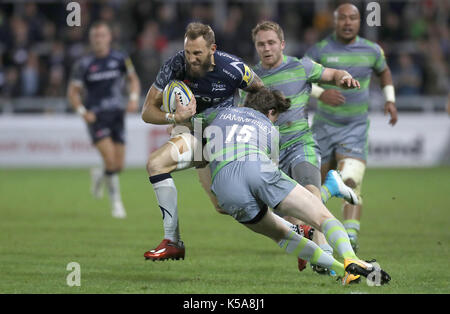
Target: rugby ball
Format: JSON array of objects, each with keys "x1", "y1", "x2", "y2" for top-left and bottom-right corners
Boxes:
[{"x1": 161, "y1": 80, "x2": 194, "y2": 113}]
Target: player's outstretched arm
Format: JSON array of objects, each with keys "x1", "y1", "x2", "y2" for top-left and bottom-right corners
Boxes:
[
  {"x1": 311, "y1": 83, "x2": 346, "y2": 106},
  {"x1": 320, "y1": 68, "x2": 360, "y2": 89},
  {"x1": 378, "y1": 66, "x2": 398, "y2": 126},
  {"x1": 141, "y1": 85, "x2": 165, "y2": 124}
]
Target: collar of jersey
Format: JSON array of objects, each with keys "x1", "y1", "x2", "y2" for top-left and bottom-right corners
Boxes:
[{"x1": 331, "y1": 32, "x2": 360, "y2": 46}]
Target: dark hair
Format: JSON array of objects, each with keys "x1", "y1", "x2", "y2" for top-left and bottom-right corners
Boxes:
[
  {"x1": 185, "y1": 22, "x2": 215, "y2": 46},
  {"x1": 244, "y1": 88, "x2": 291, "y2": 115},
  {"x1": 90, "y1": 20, "x2": 112, "y2": 32}
]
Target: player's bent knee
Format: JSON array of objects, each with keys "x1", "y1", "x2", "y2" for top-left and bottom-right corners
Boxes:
[
  {"x1": 168, "y1": 133, "x2": 198, "y2": 171},
  {"x1": 338, "y1": 158, "x2": 366, "y2": 204},
  {"x1": 146, "y1": 153, "x2": 171, "y2": 176}
]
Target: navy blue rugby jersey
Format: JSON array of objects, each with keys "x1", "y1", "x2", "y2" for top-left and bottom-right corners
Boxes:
[
  {"x1": 70, "y1": 50, "x2": 135, "y2": 113},
  {"x1": 153, "y1": 50, "x2": 255, "y2": 114}
]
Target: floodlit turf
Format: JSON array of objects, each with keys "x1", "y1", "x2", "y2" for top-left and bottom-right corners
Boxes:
[{"x1": 0, "y1": 167, "x2": 449, "y2": 294}]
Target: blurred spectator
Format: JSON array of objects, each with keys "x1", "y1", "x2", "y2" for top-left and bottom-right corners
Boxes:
[
  {"x1": 392, "y1": 53, "x2": 423, "y2": 95},
  {"x1": 0, "y1": 54, "x2": 5, "y2": 92},
  {"x1": 156, "y1": 3, "x2": 180, "y2": 41},
  {"x1": 23, "y1": 2, "x2": 44, "y2": 43},
  {"x1": 21, "y1": 51, "x2": 40, "y2": 96},
  {"x1": 131, "y1": 21, "x2": 164, "y2": 90},
  {"x1": 3, "y1": 67, "x2": 20, "y2": 98},
  {"x1": 44, "y1": 64, "x2": 65, "y2": 97},
  {"x1": 380, "y1": 12, "x2": 405, "y2": 43},
  {"x1": 8, "y1": 16, "x2": 30, "y2": 67},
  {"x1": 0, "y1": 0, "x2": 447, "y2": 100}
]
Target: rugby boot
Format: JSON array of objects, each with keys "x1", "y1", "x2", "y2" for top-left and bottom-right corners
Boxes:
[
  {"x1": 324, "y1": 170, "x2": 358, "y2": 205},
  {"x1": 311, "y1": 264, "x2": 336, "y2": 276},
  {"x1": 112, "y1": 200, "x2": 127, "y2": 219},
  {"x1": 296, "y1": 224, "x2": 314, "y2": 271},
  {"x1": 340, "y1": 272, "x2": 361, "y2": 285},
  {"x1": 144, "y1": 239, "x2": 185, "y2": 261},
  {"x1": 344, "y1": 258, "x2": 391, "y2": 286}
]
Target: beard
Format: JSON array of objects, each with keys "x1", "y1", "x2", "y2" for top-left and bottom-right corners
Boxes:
[{"x1": 186, "y1": 53, "x2": 212, "y2": 78}]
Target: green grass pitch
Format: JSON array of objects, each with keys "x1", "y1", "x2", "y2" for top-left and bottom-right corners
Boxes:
[{"x1": 0, "y1": 167, "x2": 449, "y2": 294}]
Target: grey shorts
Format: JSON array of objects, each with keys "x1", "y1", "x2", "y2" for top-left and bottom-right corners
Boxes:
[
  {"x1": 211, "y1": 156, "x2": 296, "y2": 223},
  {"x1": 279, "y1": 138, "x2": 322, "y2": 189},
  {"x1": 312, "y1": 118, "x2": 369, "y2": 163}
]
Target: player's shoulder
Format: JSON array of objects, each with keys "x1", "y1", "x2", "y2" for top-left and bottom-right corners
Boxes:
[
  {"x1": 109, "y1": 49, "x2": 129, "y2": 61},
  {"x1": 215, "y1": 50, "x2": 250, "y2": 82},
  {"x1": 164, "y1": 50, "x2": 186, "y2": 67},
  {"x1": 74, "y1": 53, "x2": 96, "y2": 70},
  {"x1": 214, "y1": 50, "x2": 243, "y2": 65},
  {"x1": 357, "y1": 36, "x2": 383, "y2": 53},
  {"x1": 310, "y1": 34, "x2": 334, "y2": 52},
  {"x1": 285, "y1": 55, "x2": 304, "y2": 65}
]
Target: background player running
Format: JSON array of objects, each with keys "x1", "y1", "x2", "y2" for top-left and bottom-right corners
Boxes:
[
  {"x1": 141, "y1": 22, "x2": 264, "y2": 261},
  {"x1": 306, "y1": 3, "x2": 398, "y2": 251},
  {"x1": 205, "y1": 88, "x2": 390, "y2": 286},
  {"x1": 67, "y1": 21, "x2": 141, "y2": 219},
  {"x1": 249, "y1": 21, "x2": 359, "y2": 273}
]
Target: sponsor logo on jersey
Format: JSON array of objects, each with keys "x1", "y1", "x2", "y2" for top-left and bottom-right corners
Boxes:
[
  {"x1": 223, "y1": 69, "x2": 237, "y2": 80},
  {"x1": 107, "y1": 60, "x2": 119, "y2": 69},
  {"x1": 89, "y1": 64, "x2": 99, "y2": 72},
  {"x1": 327, "y1": 56, "x2": 339, "y2": 63},
  {"x1": 212, "y1": 82, "x2": 226, "y2": 92},
  {"x1": 87, "y1": 70, "x2": 121, "y2": 81}
]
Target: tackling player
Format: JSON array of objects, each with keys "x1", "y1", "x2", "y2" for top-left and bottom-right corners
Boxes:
[
  {"x1": 141, "y1": 22, "x2": 264, "y2": 261},
  {"x1": 67, "y1": 21, "x2": 141, "y2": 218},
  {"x1": 205, "y1": 88, "x2": 391, "y2": 286},
  {"x1": 306, "y1": 4, "x2": 398, "y2": 251},
  {"x1": 249, "y1": 21, "x2": 359, "y2": 273}
]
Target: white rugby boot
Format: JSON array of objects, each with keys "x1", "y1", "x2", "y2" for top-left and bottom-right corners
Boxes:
[{"x1": 112, "y1": 200, "x2": 127, "y2": 219}]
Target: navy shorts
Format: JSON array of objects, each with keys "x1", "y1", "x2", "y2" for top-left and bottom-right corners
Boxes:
[{"x1": 87, "y1": 110, "x2": 125, "y2": 144}]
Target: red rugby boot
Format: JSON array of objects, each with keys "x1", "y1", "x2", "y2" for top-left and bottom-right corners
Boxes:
[{"x1": 144, "y1": 239, "x2": 185, "y2": 261}]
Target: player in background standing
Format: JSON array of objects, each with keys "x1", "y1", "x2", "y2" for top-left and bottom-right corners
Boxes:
[
  {"x1": 141, "y1": 22, "x2": 264, "y2": 261},
  {"x1": 306, "y1": 4, "x2": 398, "y2": 251},
  {"x1": 206, "y1": 88, "x2": 390, "y2": 286},
  {"x1": 249, "y1": 21, "x2": 359, "y2": 273},
  {"x1": 67, "y1": 21, "x2": 141, "y2": 218}
]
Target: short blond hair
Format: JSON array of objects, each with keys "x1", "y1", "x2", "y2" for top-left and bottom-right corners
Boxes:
[
  {"x1": 185, "y1": 22, "x2": 215, "y2": 46},
  {"x1": 251, "y1": 21, "x2": 284, "y2": 43}
]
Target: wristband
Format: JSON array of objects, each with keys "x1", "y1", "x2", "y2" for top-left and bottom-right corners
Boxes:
[
  {"x1": 129, "y1": 92, "x2": 139, "y2": 102},
  {"x1": 165, "y1": 113, "x2": 176, "y2": 124},
  {"x1": 311, "y1": 83, "x2": 325, "y2": 98},
  {"x1": 76, "y1": 106, "x2": 87, "y2": 115},
  {"x1": 382, "y1": 85, "x2": 396, "y2": 103}
]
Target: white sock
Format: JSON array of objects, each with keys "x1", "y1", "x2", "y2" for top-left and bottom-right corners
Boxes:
[
  {"x1": 105, "y1": 171, "x2": 122, "y2": 204},
  {"x1": 150, "y1": 174, "x2": 180, "y2": 242},
  {"x1": 272, "y1": 212, "x2": 298, "y2": 233}
]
